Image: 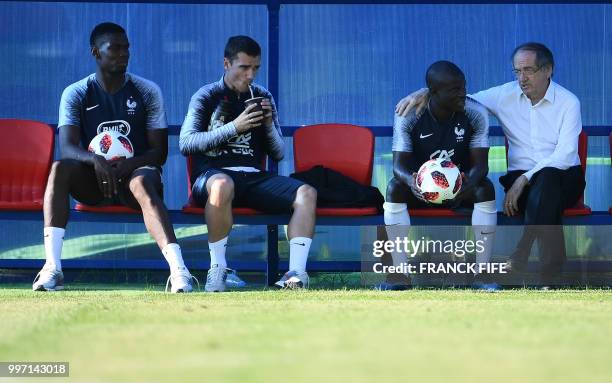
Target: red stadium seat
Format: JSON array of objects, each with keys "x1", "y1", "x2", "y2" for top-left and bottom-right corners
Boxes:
[
  {"x1": 182, "y1": 155, "x2": 263, "y2": 215},
  {"x1": 0, "y1": 119, "x2": 54, "y2": 211},
  {"x1": 293, "y1": 123, "x2": 378, "y2": 216},
  {"x1": 505, "y1": 131, "x2": 591, "y2": 216},
  {"x1": 408, "y1": 207, "x2": 466, "y2": 217},
  {"x1": 74, "y1": 202, "x2": 139, "y2": 213}
]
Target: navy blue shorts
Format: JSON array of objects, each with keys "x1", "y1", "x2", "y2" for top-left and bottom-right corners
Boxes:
[{"x1": 192, "y1": 168, "x2": 305, "y2": 213}]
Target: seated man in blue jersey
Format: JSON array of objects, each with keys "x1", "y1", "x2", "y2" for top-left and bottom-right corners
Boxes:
[
  {"x1": 180, "y1": 36, "x2": 317, "y2": 291},
  {"x1": 33, "y1": 23, "x2": 195, "y2": 293},
  {"x1": 383, "y1": 61, "x2": 497, "y2": 289}
]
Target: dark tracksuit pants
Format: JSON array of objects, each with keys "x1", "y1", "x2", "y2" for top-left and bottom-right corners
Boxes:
[{"x1": 500, "y1": 165, "x2": 585, "y2": 283}]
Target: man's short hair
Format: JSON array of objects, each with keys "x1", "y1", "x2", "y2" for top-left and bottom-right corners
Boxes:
[
  {"x1": 90, "y1": 22, "x2": 126, "y2": 47},
  {"x1": 512, "y1": 42, "x2": 554, "y2": 70},
  {"x1": 425, "y1": 61, "x2": 465, "y2": 90},
  {"x1": 224, "y1": 36, "x2": 261, "y2": 62}
]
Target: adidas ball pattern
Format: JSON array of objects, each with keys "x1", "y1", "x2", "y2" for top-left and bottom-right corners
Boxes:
[
  {"x1": 416, "y1": 158, "x2": 462, "y2": 204},
  {"x1": 88, "y1": 131, "x2": 134, "y2": 161}
]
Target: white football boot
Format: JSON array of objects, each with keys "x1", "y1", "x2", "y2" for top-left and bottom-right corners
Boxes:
[
  {"x1": 32, "y1": 266, "x2": 64, "y2": 291},
  {"x1": 275, "y1": 270, "x2": 309, "y2": 289},
  {"x1": 165, "y1": 267, "x2": 198, "y2": 293},
  {"x1": 204, "y1": 264, "x2": 227, "y2": 292}
]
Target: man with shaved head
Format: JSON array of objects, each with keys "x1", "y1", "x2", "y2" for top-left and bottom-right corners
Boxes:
[
  {"x1": 396, "y1": 43, "x2": 585, "y2": 287},
  {"x1": 381, "y1": 61, "x2": 497, "y2": 290}
]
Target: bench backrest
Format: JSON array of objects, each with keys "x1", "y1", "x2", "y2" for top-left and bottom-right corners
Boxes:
[
  {"x1": 0, "y1": 119, "x2": 54, "y2": 210},
  {"x1": 293, "y1": 123, "x2": 374, "y2": 186}
]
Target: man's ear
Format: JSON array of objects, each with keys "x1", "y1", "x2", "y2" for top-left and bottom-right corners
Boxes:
[
  {"x1": 544, "y1": 64, "x2": 553, "y2": 79},
  {"x1": 91, "y1": 45, "x2": 99, "y2": 60},
  {"x1": 223, "y1": 57, "x2": 231, "y2": 70}
]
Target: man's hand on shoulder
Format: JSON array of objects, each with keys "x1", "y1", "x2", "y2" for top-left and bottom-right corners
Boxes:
[
  {"x1": 395, "y1": 88, "x2": 429, "y2": 117},
  {"x1": 234, "y1": 103, "x2": 264, "y2": 134},
  {"x1": 92, "y1": 154, "x2": 118, "y2": 199}
]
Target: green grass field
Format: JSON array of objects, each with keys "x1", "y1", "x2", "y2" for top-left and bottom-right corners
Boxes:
[{"x1": 1, "y1": 288, "x2": 611, "y2": 383}]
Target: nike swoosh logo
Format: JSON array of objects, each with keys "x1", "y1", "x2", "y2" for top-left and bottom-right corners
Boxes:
[
  {"x1": 86, "y1": 104, "x2": 99, "y2": 111},
  {"x1": 420, "y1": 133, "x2": 433, "y2": 139},
  {"x1": 295, "y1": 243, "x2": 306, "y2": 246},
  {"x1": 43, "y1": 235, "x2": 64, "y2": 239}
]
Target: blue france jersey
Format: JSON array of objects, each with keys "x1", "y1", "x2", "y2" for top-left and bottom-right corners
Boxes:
[
  {"x1": 392, "y1": 97, "x2": 489, "y2": 172},
  {"x1": 58, "y1": 73, "x2": 167, "y2": 157},
  {"x1": 180, "y1": 77, "x2": 284, "y2": 183}
]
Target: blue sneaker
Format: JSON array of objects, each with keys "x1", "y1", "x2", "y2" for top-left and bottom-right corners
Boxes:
[
  {"x1": 225, "y1": 268, "x2": 247, "y2": 288},
  {"x1": 472, "y1": 281, "x2": 501, "y2": 292}
]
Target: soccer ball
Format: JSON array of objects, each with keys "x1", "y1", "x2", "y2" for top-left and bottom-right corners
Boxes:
[
  {"x1": 416, "y1": 158, "x2": 462, "y2": 204},
  {"x1": 88, "y1": 131, "x2": 134, "y2": 161}
]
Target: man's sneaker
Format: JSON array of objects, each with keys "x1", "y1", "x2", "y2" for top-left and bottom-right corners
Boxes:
[
  {"x1": 505, "y1": 258, "x2": 528, "y2": 274},
  {"x1": 205, "y1": 264, "x2": 227, "y2": 292},
  {"x1": 471, "y1": 281, "x2": 502, "y2": 292},
  {"x1": 505, "y1": 250, "x2": 529, "y2": 274},
  {"x1": 375, "y1": 273, "x2": 411, "y2": 290},
  {"x1": 165, "y1": 267, "x2": 198, "y2": 293},
  {"x1": 374, "y1": 282, "x2": 410, "y2": 291},
  {"x1": 471, "y1": 273, "x2": 501, "y2": 292},
  {"x1": 225, "y1": 268, "x2": 247, "y2": 288},
  {"x1": 32, "y1": 266, "x2": 64, "y2": 291},
  {"x1": 275, "y1": 270, "x2": 309, "y2": 289}
]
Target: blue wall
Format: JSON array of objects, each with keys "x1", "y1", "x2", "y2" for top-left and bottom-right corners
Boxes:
[
  {"x1": 278, "y1": 4, "x2": 611, "y2": 126},
  {"x1": 2, "y1": 2, "x2": 610, "y2": 125},
  {"x1": 0, "y1": 1, "x2": 269, "y2": 125}
]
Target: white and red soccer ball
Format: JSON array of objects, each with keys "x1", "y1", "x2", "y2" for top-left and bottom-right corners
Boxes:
[
  {"x1": 88, "y1": 131, "x2": 134, "y2": 161},
  {"x1": 416, "y1": 158, "x2": 462, "y2": 204}
]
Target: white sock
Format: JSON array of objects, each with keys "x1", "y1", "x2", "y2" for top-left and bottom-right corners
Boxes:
[
  {"x1": 43, "y1": 227, "x2": 64, "y2": 271},
  {"x1": 383, "y1": 202, "x2": 411, "y2": 275},
  {"x1": 208, "y1": 237, "x2": 228, "y2": 269},
  {"x1": 162, "y1": 243, "x2": 186, "y2": 270},
  {"x1": 384, "y1": 202, "x2": 411, "y2": 226},
  {"x1": 289, "y1": 237, "x2": 311, "y2": 274},
  {"x1": 472, "y1": 200, "x2": 497, "y2": 269}
]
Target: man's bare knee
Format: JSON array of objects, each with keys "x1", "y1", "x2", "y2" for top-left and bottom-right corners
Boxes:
[
  {"x1": 207, "y1": 176, "x2": 234, "y2": 206},
  {"x1": 386, "y1": 177, "x2": 409, "y2": 202},
  {"x1": 129, "y1": 175, "x2": 151, "y2": 201},
  {"x1": 50, "y1": 159, "x2": 79, "y2": 179},
  {"x1": 49, "y1": 159, "x2": 81, "y2": 185},
  {"x1": 294, "y1": 184, "x2": 317, "y2": 208},
  {"x1": 386, "y1": 177, "x2": 403, "y2": 201}
]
